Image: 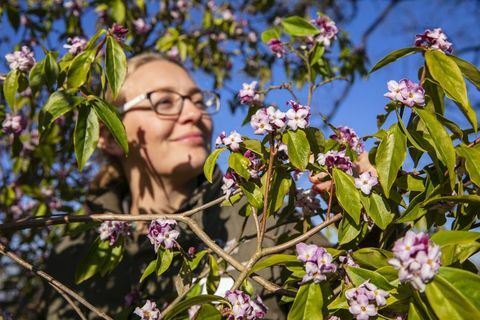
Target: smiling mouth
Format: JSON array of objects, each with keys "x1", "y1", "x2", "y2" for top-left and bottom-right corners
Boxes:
[{"x1": 174, "y1": 133, "x2": 205, "y2": 143}]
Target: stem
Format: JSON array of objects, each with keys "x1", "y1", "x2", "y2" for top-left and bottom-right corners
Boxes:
[
  {"x1": 0, "y1": 242, "x2": 112, "y2": 320},
  {"x1": 231, "y1": 251, "x2": 262, "y2": 290},
  {"x1": 251, "y1": 207, "x2": 262, "y2": 251},
  {"x1": 326, "y1": 181, "x2": 335, "y2": 220},
  {"x1": 51, "y1": 282, "x2": 88, "y2": 320},
  {"x1": 259, "y1": 134, "x2": 276, "y2": 245}
]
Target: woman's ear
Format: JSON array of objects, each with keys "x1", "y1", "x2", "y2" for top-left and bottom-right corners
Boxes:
[{"x1": 98, "y1": 125, "x2": 124, "y2": 157}]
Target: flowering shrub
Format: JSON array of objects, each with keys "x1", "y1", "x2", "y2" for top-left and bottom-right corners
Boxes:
[{"x1": 0, "y1": 3, "x2": 479, "y2": 320}]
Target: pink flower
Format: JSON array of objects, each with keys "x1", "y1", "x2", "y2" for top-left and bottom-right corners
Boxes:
[
  {"x1": 266, "y1": 106, "x2": 286, "y2": 130},
  {"x1": 147, "y1": 219, "x2": 179, "y2": 251},
  {"x1": 225, "y1": 290, "x2": 267, "y2": 320},
  {"x1": 2, "y1": 114, "x2": 27, "y2": 135},
  {"x1": 63, "y1": 36, "x2": 87, "y2": 56},
  {"x1": 355, "y1": 172, "x2": 378, "y2": 195},
  {"x1": 134, "y1": 300, "x2": 161, "y2": 320},
  {"x1": 215, "y1": 131, "x2": 226, "y2": 148},
  {"x1": 285, "y1": 100, "x2": 310, "y2": 130},
  {"x1": 238, "y1": 81, "x2": 260, "y2": 104},
  {"x1": 221, "y1": 171, "x2": 238, "y2": 198},
  {"x1": 349, "y1": 295, "x2": 377, "y2": 320},
  {"x1": 223, "y1": 131, "x2": 243, "y2": 151},
  {"x1": 98, "y1": 221, "x2": 132, "y2": 245},
  {"x1": 267, "y1": 38, "x2": 286, "y2": 58},
  {"x1": 296, "y1": 243, "x2": 336, "y2": 283},
  {"x1": 415, "y1": 28, "x2": 453, "y2": 53},
  {"x1": 109, "y1": 23, "x2": 128, "y2": 42},
  {"x1": 5, "y1": 46, "x2": 36, "y2": 72},
  {"x1": 311, "y1": 14, "x2": 338, "y2": 48},
  {"x1": 346, "y1": 281, "x2": 389, "y2": 320},
  {"x1": 317, "y1": 150, "x2": 353, "y2": 175},
  {"x1": 250, "y1": 109, "x2": 273, "y2": 135},
  {"x1": 133, "y1": 18, "x2": 151, "y2": 34},
  {"x1": 331, "y1": 126, "x2": 364, "y2": 155},
  {"x1": 384, "y1": 79, "x2": 425, "y2": 107}
]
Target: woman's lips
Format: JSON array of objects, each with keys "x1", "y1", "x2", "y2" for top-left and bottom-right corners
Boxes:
[{"x1": 173, "y1": 133, "x2": 205, "y2": 143}]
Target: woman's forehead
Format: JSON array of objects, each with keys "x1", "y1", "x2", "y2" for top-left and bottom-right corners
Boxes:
[{"x1": 123, "y1": 60, "x2": 197, "y2": 98}]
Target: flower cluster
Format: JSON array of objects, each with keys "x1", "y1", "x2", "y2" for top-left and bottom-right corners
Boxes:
[
  {"x1": 98, "y1": 221, "x2": 132, "y2": 245},
  {"x1": 331, "y1": 126, "x2": 364, "y2": 155},
  {"x1": 244, "y1": 150, "x2": 262, "y2": 178},
  {"x1": 354, "y1": 172, "x2": 378, "y2": 195},
  {"x1": 388, "y1": 231, "x2": 441, "y2": 292},
  {"x1": 5, "y1": 46, "x2": 36, "y2": 72},
  {"x1": 221, "y1": 170, "x2": 239, "y2": 198},
  {"x1": 267, "y1": 38, "x2": 286, "y2": 58},
  {"x1": 109, "y1": 23, "x2": 128, "y2": 42},
  {"x1": 224, "y1": 290, "x2": 268, "y2": 320},
  {"x1": 295, "y1": 188, "x2": 320, "y2": 215},
  {"x1": 285, "y1": 100, "x2": 311, "y2": 130},
  {"x1": 250, "y1": 106, "x2": 285, "y2": 134},
  {"x1": 415, "y1": 28, "x2": 453, "y2": 53},
  {"x1": 216, "y1": 130, "x2": 243, "y2": 151},
  {"x1": 384, "y1": 79, "x2": 425, "y2": 107},
  {"x1": 147, "y1": 219, "x2": 180, "y2": 251},
  {"x1": 63, "y1": 36, "x2": 87, "y2": 56},
  {"x1": 296, "y1": 243, "x2": 337, "y2": 283},
  {"x1": 346, "y1": 281, "x2": 389, "y2": 320},
  {"x1": 2, "y1": 114, "x2": 27, "y2": 135},
  {"x1": 134, "y1": 300, "x2": 161, "y2": 320},
  {"x1": 238, "y1": 81, "x2": 260, "y2": 104},
  {"x1": 311, "y1": 14, "x2": 338, "y2": 48},
  {"x1": 317, "y1": 150, "x2": 353, "y2": 175}
]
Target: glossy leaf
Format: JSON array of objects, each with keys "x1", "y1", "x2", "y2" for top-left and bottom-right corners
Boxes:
[
  {"x1": 415, "y1": 107, "x2": 456, "y2": 189},
  {"x1": 74, "y1": 104, "x2": 99, "y2": 170},
  {"x1": 338, "y1": 216, "x2": 363, "y2": 245},
  {"x1": 75, "y1": 238, "x2": 110, "y2": 284},
  {"x1": 44, "y1": 52, "x2": 59, "y2": 89},
  {"x1": 333, "y1": 168, "x2": 362, "y2": 224},
  {"x1": 425, "y1": 50, "x2": 477, "y2": 131},
  {"x1": 40, "y1": 91, "x2": 84, "y2": 131},
  {"x1": 437, "y1": 267, "x2": 480, "y2": 310},
  {"x1": 360, "y1": 193, "x2": 394, "y2": 230},
  {"x1": 228, "y1": 152, "x2": 251, "y2": 180},
  {"x1": 456, "y1": 144, "x2": 480, "y2": 187},
  {"x1": 261, "y1": 28, "x2": 280, "y2": 43},
  {"x1": 195, "y1": 304, "x2": 221, "y2": 320},
  {"x1": 250, "y1": 254, "x2": 298, "y2": 274},
  {"x1": 163, "y1": 295, "x2": 228, "y2": 320},
  {"x1": 423, "y1": 195, "x2": 480, "y2": 206},
  {"x1": 4, "y1": 70, "x2": 19, "y2": 110},
  {"x1": 29, "y1": 59, "x2": 45, "y2": 94},
  {"x1": 288, "y1": 283, "x2": 325, "y2": 320},
  {"x1": 139, "y1": 259, "x2": 156, "y2": 283},
  {"x1": 239, "y1": 181, "x2": 263, "y2": 209},
  {"x1": 156, "y1": 247, "x2": 174, "y2": 276},
  {"x1": 204, "y1": 148, "x2": 225, "y2": 183},
  {"x1": 281, "y1": 16, "x2": 319, "y2": 37},
  {"x1": 450, "y1": 55, "x2": 480, "y2": 90},
  {"x1": 206, "y1": 254, "x2": 220, "y2": 294},
  {"x1": 370, "y1": 47, "x2": 423, "y2": 73},
  {"x1": 430, "y1": 230, "x2": 480, "y2": 265},
  {"x1": 346, "y1": 267, "x2": 395, "y2": 290},
  {"x1": 283, "y1": 130, "x2": 310, "y2": 171},
  {"x1": 91, "y1": 97, "x2": 128, "y2": 154},
  {"x1": 267, "y1": 168, "x2": 292, "y2": 213},
  {"x1": 375, "y1": 124, "x2": 407, "y2": 198},
  {"x1": 351, "y1": 248, "x2": 392, "y2": 269},
  {"x1": 66, "y1": 49, "x2": 96, "y2": 88},
  {"x1": 105, "y1": 35, "x2": 127, "y2": 99},
  {"x1": 242, "y1": 139, "x2": 263, "y2": 156}
]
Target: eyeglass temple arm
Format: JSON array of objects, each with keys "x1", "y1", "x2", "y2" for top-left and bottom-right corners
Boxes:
[{"x1": 121, "y1": 94, "x2": 148, "y2": 113}]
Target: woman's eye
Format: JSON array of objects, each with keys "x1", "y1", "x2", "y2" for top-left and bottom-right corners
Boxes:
[
  {"x1": 155, "y1": 98, "x2": 174, "y2": 107},
  {"x1": 195, "y1": 101, "x2": 206, "y2": 108}
]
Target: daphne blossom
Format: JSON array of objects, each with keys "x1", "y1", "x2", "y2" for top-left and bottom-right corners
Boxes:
[
  {"x1": 285, "y1": 100, "x2": 311, "y2": 130},
  {"x1": 223, "y1": 131, "x2": 244, "y2": 151},
  {"x1": 331, "y1": 126, "x2": 364, "y2": 155},
  {"x1": 250, "y1": 106, "x2": 286, "y2": 135},
  {"x1": 244, "y1": 150, "x2": 262, "y2": 178},
  {"x1": 311, "y1": 14, "x2": 338, "y2": 47},
  {"x1": 267, "y1": 38, "x2": 286, "y2": 58},
  {"x1": 98, "y1": 221, "x2": 132, "y2": 245},
  {"x1": 317, "y1": 150, "x2": 353, "y2": 175},
  {"x1": 346, "y1": 281, "x2": 389, "y2": 320},
  {"x1": 63, "y1": 36, "x2": 87, "y2": 56},
  {"x1": 296, "y1": 243, "x2": 336, "y2": 283},
  {"x1": 2, "y1": 114, "x2": 27, "y2": 135},
  {"x1": 415, "y1": 28, "x2": 452, "y2": 53},
  {"x1": 134, "y1": 300, "x2": 161, "y2": 320},
  {"x1": 225, "y1": 290, "x2": 267, "y2": 320},
  {"x1": 388, "y1": 231, "x2": 441, "y2": 291},
  {"x1": 133, "y1": 18, "x2": 151, "y2": 34},
  {"x1": 147, "y1": 219, "x2": 180, "y2": 251},
  {"x1": 238, "y1": 81, "x2": 260, "y2": 104},
  {"x1": 222, "y1": 171, "x2": 239, "y2": 198},
  {"x1": 5, "y1": 46, "x2": 36, "y2": 72},
  {"x1": 384, "y1": 79, "x2": 425, "y2": 107},
  {"x1": 355, "y1": 172, "x2": 378, "y2": 195}
]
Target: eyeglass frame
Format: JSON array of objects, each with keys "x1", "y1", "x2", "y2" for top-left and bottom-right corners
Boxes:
[{"x1": 121, "y1": 87, "x2": 220, "y2": 115}]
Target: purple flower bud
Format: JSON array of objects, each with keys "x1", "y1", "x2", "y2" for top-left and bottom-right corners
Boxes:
[
  {"x1": 317, "y1": 150, "x2": 353, "y2": 175},
  {"x1": 134, "y1": 300, "x2": 161, "y2": 320},
  {"x1": 99, "y1": 221, "x2": 132, "y2": 245},
  {"x1": 109, "y1": 23, "x2": 128, "y2": 42},
  {"x1": 415, "y1": 28, "x2": 453, "y2": 53},
  {"x1": 2, "y1": 114, "x2": 27, "y2": 135},
  {"x1": 5, "y1": 46, "x2": 36, "y2": 72},
  {"x1": 222, "y1": 170, "x2": 239, "y2": 198},
  {"x1": 225, "y1": 290, "x2": 267, "y2": 319},
  {"x1": 331, "y1": 126, "x2": 364, "y2": 155},
  {"x1": 63, "y1": 36, "x2": 87, "y2": 56},
  {"x1": 267, "y1": 38, "x2": 286, "y2": 58},
  {"x1": 311, "y1": 14, "x2": 338, "y2": 48},
  {"x1": 147, "y1": 219, "x2": 179, "y2": 251}
]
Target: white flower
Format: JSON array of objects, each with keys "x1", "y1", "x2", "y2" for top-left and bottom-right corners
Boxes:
[
  {"x1": 134, "y1": 300, "x2": 161, "y2": 320},
  {"x1": 354, "y1": 172, "x2": 378, "y2": 195}
]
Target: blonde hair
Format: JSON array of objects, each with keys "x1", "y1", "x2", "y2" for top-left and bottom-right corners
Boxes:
[{"x1": 91, "y1": 52, "x2": 185, "y2": 190}]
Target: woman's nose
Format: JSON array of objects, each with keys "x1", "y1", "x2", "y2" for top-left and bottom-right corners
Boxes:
[{"x1": 177, "y1": 97, "x2": 203, "y2": 123}]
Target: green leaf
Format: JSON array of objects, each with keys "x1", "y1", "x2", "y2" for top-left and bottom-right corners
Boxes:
[
  {"x1": 250, "y1": 254, "x2": 299, "y2": 274},
  {"x1": 396, "y1": 109, "x2": 427, "y2": 152},
  {"x1": 156, "y1": 247, "x2": 174, "y2": 276},
  {"x1": 288, "y1": 283, "x2": 325, "y2": 320},
  {"x1": 283, "y1": 130, "x2": 311, "y2": 171},
  {"x1": 90, "y1": 97, "x2": 128, "y2": 154},
  {"x1": 346, "y1": 266, "x2": 395, "y2": 290},
  {"x1": 375, "y1": 123, "x2": 407, "y2": 198},
  {"x1": 408, "y1": 302, "x2": 424, "y2": 320},
  {"x1": 305, "y1": 127, "x2": 325, "y2": 155},
  {"x1": 431, "y1": 231, "x2": 480, "y2": 265},
  {"x1": 437, "y1": 267, "x2": 480, "y2": 310},
  {"x1": 105, "y1": 35, "x2": 127, "y2": 99},
  {"x1": 163, "y1": 295, "x2": 228, "y2": 320},
  {"x1": 425, "y1": 269, "x2": 480, "y2": 319},
  {"x1": 111, "y1": 0, "x2": 126, "y2": 23},
  {"x1": 395, "y1": 189, "x2": 428, "y2": 223},
  {"x1": 101, "y1": 240, "x2": 124, "y2": 275},
  {"x1": 228, "y1": 152, "x2": 251, "y2": 180},
  {"x1": 44, "y1": 52, "x2": 59, "y2": 89},
  {"x1": 39, "y1": 91, "x2": 84, "y2": 131},
  {"x1": 204, "y1": 148, "x2": 225, "y2": 183},
  {"x1": 195, "y1": 304, "x2": 221, "y2": 320},
  {"x1": 333, "y1": 168, "x2": 362, "y2": 224},
  {"x1": 261, "y1": 28, "x2": 280, "y2": 43},
  {"x1": 351, "y1": 248, "x2": 392, "y2": 269},
  {"x1": 425, "y1": 50, "x2": 477, "y2": 131},
  {"x1": 242, "y1": 139, "x2": 263, "y2": 156},
  {"x1": 85, "y1": 29, "x2": 107, "y2": 51},
  {"x1": 338, "y1": 216, "x2": 363, "y2": 245},
  {"x1": 369, "y1": 47, "x2": 423, "y2": 73},
  {"x1": 450, "y1": 55, "x2": 480, "y2": 90},
  {"x1": 74, "y1": 104, "x2": 99, "y2": 170},
  {"x1": 281, "y1": 16, "x2": 319, "y2": 37},
  {"x1": 239, "y1": 181, "x2": 263, "y2": 209},
  {"x1": 3, "y1": 70, "x2": 19, "y2": 110},
  {"x1": 423, "y1": 195, "x2": 480, "y2": 206},
  {"x1": 456, "y1": 144, "x2": 480, "y2": 187},
  {"x1": 66, "y1": 49, "x2": 96, "y2": 88},
  {"x1": 415, "y1": 107, "x2": 456, "y2": 189},
  {"x1": 187, "y1": 249, "x2": 208, "y2": 271},
  {"x1": 29, "y1": 59, "x2": 45, "y2": 94},
  {"x1": 206, "y1": 254, "x2": 220, "y2": 294},
  {"x1": 360, "y1": 193, "x2": 394, "y2": 230},
  {"x1": 75, "y1": 238, "x2": 110, "y2": 284},
  {"x1": 266, "y1": 168, "x2": 292, "y2": 213},
  {"x1": 139, "y1": 259, "x2": 156, "y2": 282}
]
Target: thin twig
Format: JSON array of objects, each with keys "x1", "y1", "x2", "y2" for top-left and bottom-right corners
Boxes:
[
  {"x1": 326, "y1": 181, "x2": 335, "y2": 221},
  {"x1": 0, "y1": 242, "x2": 112, "y2": 320},
  {"x1": 259, "y1": 135, "x2": 276, "y2": 245},
  {"x1": 50, "y1": 282, "x2": 88, "y2": 320}
]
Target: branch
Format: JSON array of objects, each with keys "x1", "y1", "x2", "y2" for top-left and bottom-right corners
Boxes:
[
  {"x1": 259, "y1": 134, "x2": 276, "y2": 245},
  {"x1": 50, "y1": 282, "x2": 88, "y2": 320},
  {"x1": 0, "y1": 242, "x2": 112, "y2": 320}
]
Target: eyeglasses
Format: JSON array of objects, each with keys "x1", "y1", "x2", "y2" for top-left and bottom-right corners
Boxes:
[{"x1": 121, "y1": 88, "x2": 220, "y2": 115}]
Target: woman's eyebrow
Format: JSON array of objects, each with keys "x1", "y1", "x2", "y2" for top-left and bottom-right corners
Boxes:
[{"x1": 149, "y1": 86, "x2": 202, "y2": 95}]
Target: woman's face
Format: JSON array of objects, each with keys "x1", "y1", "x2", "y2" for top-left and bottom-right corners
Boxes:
[{"x1": 118, "y1": 60, "x2": 213, "y2": 182}]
